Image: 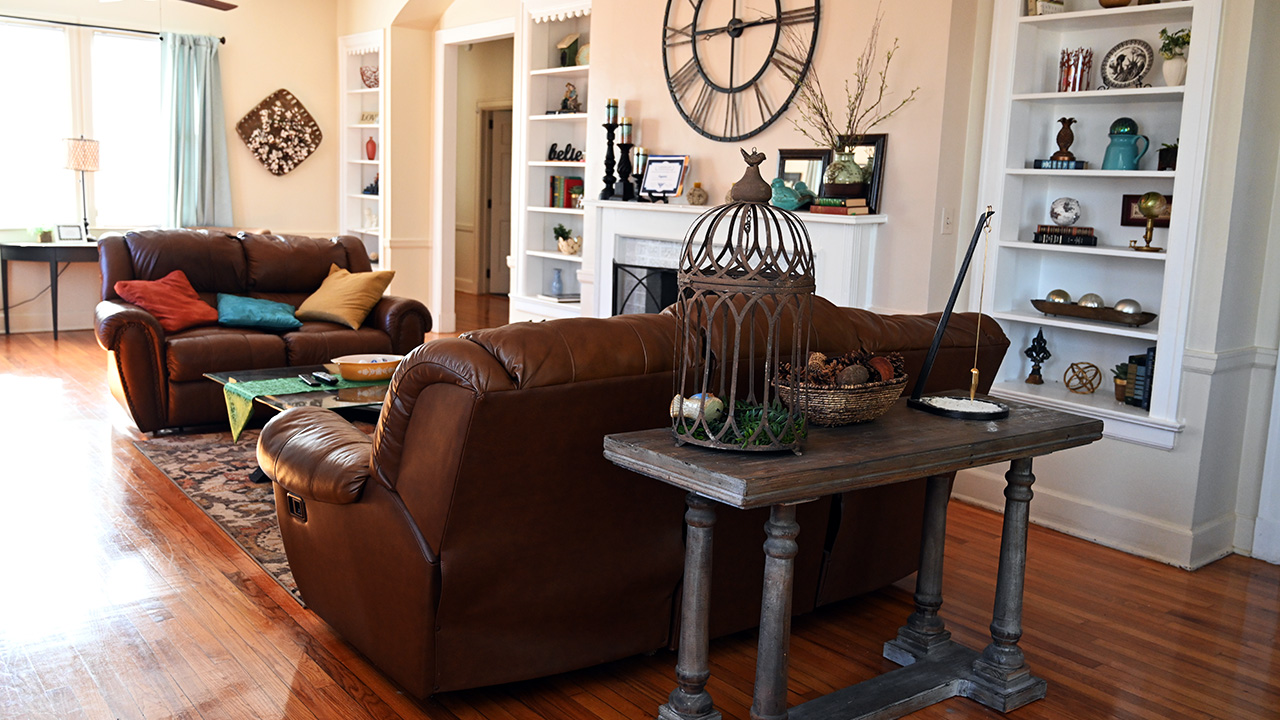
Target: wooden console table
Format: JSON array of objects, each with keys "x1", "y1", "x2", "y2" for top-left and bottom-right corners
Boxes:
[
  {"x1": 1, "y1": 242, "x2": 100, "y2": 340},
  {"x1": 604, "y1": 397, "x2": 1102, "y2": 720}
]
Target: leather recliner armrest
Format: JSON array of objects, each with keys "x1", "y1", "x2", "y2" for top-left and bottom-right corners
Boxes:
[
  {"x1": 95, "y1": 299, "x2": 165, "y2": 350},
  {"x1": 95, "y1": 299, "x2": 170, "y2": 433},
  {"x1": 258, "y1": 406, "x2": 373, "y2": 505},
  {"x1": 364, "y1": 296, "x2": 433, "y2": 355}
]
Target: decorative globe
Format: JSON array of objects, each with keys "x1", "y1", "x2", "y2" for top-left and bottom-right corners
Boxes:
[
  {"x1": 1138, "y1": 191, "x2": 1169, "y2": 219},
  {"x1": 1109, "y1": 117, "x2": 1139, "y2": 135},
  {"x1": 1114, "y1": 298, "x2": 1143, "y2": 314},
  {"x1": 1046, "y1": 289, "x2": 1072, "y2": 303},
  {"x1": 1049, "y1": 197, "x2": 1081, "y2": 226},
  {"x1": 1078, "y1": 293, "x2": 1105, "y2": 308}
]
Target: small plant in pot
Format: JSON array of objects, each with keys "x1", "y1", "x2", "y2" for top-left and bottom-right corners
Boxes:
[
  {"x1": 553, "y1": 223, "x2": 580, "y2": 255},
  {"x1": 28, "y1": 226, "x2": 54, "y2": 243},
  {"x1": 1158, "y1": 139, "x2": 1178, "y2": 171},
  {"x1": 1112, "y1": 363, "x2": 1129, "y2": 402},
  {"x1": 1158, "y1": 27, "x2": 1190, "y2": 86}
]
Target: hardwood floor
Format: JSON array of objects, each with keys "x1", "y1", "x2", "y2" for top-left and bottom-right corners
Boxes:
[
  {"x1": 1, "y1": 328, "x2": 1278, "y2": 719},
  {"x1": 425, "y1": 292, "x2": 511, "y2": 343}
]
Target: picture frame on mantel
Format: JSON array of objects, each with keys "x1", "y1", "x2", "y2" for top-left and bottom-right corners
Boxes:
[
  {"x1": 848, "y1": 133, "x2": 887, "y2": 215},
  {"x1": 777, "y1": 148, "x2": 830, "y2": 196}
]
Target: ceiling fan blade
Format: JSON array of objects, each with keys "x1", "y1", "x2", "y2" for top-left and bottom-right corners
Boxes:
[{"x1": 179, "y1": 0, "x2": 238, "y2": 10}]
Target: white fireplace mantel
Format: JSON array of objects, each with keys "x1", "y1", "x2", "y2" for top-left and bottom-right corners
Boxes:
[{"x1": 589, "y1": 200, "x2": 884, "y2": 317}]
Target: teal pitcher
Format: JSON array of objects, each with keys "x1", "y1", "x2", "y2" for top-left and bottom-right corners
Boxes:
[{"x1": 1102, "y1": 117, "x2": 1149, "y2": 170}]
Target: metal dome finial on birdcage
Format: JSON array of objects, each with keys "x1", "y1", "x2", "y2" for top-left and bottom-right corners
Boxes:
[{"x1": 670, "y1": 149, "x2": 817, "y2": 453}]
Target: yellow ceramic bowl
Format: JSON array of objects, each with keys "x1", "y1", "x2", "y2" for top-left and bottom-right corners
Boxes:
[{"x1": 331, "y1": 354, "x2": 403, "y2": 382}]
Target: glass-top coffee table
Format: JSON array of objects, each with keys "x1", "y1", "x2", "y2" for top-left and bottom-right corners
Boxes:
[{"x1": 204, "y1": 364, "x2": 390, "y2": 417}]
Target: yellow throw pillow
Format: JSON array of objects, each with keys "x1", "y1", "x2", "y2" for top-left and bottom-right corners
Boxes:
[{"x1": 295, "y1": 264, "x2": 395, "y2": 329}]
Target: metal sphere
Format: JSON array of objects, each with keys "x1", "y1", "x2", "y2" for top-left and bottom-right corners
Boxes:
[
  {"x1": 1045, "y1": 289, "x2": 1072, "y2": 304},
  {"x1": 1078, "y1": 293, "x2": 1105, "y2": 308},
  {"x1": 1114, "y1": 298, "x2": 1143, "y2": 314},
  {"x1": 1138, "y1": 192, "x2": 1168, "y2": 219}
]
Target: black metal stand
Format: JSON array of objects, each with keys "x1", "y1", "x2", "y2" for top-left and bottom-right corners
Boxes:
[
  {"x1": 600, "y1": 123, "x2": 618, "y2": 200},
  {"x1": 908, "y1": 208, "x2": 1010, "y2": 420},
  {"x1": 78, "y1": 170, "x2": 92, "y2": 239}
]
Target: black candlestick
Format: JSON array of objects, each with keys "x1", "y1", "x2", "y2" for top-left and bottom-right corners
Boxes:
[
  {"x1": 615, "y1": 142, "x2": 635, "y2": 201},
  {"x1": 599, "y1": 123, "x2": 618, "y2": 200}
]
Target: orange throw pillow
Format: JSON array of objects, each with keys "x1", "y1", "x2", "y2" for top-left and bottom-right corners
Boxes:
[{"x1": 114, "y1": 270, "x2": 219, "y2": 334}]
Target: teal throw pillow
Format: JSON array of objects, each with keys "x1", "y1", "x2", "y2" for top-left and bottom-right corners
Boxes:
[{"x1": 217, "y1": 293, "x2": 303, "y2": 330}]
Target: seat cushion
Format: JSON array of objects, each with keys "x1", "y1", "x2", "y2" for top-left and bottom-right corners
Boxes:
[
  {"x1": 165, "y1": 326, "x2": 288, "y2": 382},
  {"x1": 114, "y1": 270, "x2": 219, "y2": 334},
  {"x1": 282, "y1": 323, "x2": 394, "y2": 366}
]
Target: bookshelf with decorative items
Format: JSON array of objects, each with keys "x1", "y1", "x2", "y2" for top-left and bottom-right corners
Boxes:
[
  {"x1": 976, "y1": 0, "x2": 1221, "y2": 448},
  {"x1": 510, "y1": 2, "x2": 592, "y2": 322},
  {"x1": 339, "y1": 30, "x2": 384, "y2": 267}
]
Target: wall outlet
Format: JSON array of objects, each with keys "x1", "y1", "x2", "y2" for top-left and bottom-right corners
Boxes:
[{"x1": 940, "y1": 207, "x2": 956, "y2": 235}]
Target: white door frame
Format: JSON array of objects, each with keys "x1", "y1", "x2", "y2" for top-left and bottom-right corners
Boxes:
[{"x1": 432, "y1": 17, "x2": 516, "y2": 333}]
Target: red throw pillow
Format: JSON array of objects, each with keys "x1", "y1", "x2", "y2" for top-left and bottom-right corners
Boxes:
[{"x1": 114, "y1": 270, "x2": 219, "y2": 334}]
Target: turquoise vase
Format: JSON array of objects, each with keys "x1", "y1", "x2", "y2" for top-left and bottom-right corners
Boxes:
[{"x1": 550, "y1": 268, "x2": 564, "y2": 296}]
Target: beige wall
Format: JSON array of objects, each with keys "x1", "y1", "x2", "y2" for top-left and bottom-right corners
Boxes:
[
  {"x1": 454, "y1": 38, "x2": 514, "y2": 292},
  {"x1": 588, "y1": 0, "x2": 978, "y2": 313}
]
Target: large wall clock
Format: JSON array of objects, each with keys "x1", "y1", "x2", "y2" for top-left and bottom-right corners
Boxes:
[{"x1": 663, "y1": 0, "x2": 820, "y2": 142}]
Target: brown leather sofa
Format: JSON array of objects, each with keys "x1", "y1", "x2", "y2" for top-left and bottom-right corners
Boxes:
[
  {"x1": 256, "y1": 296, "x2": 1009, "y2": 698},
  {"x1": 94, "y1": 229, "x2": 431, "y2": 433}
]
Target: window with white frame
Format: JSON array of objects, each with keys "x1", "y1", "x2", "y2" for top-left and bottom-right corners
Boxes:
[{"x1": 0, "y1": 21, "x2": 164, "y2": 233}]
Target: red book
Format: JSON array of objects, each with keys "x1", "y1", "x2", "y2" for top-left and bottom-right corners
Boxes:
[{"x1": 808, "y1": 205, "x2": 859, "y2": 215}]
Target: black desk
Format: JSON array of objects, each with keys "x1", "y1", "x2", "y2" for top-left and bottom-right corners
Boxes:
[{"x1": 1, "y1": 242, "x2": 100, "y2": 340}]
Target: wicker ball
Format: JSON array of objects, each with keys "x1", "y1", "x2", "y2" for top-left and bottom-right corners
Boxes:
[{"x1": 1064, "y1": 362, "x2": 1102, "y2": 394}]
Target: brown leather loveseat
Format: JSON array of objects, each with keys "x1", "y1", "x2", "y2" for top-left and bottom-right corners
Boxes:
[
  {"x1": 94, "y1": 229, "x2": 431, "y2": 433},
  {"x1": 257, "y1": 296, "x2": 1009, "y2": 698}
]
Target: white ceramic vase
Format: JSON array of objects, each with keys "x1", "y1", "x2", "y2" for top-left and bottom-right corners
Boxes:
[{"x1": 1162, "y1": 56, "x2": 1187, "y2": 86}]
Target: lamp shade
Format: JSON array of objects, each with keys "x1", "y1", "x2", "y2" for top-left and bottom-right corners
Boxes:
[{"x1": 65, "y1": 137, "x2": 100, "y2": 173}]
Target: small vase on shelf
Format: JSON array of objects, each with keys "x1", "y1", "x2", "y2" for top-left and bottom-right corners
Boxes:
[
  {"x1": 366, "y1": 136, "x2": 377, "y2": 161},
  {"x1": 824, "y1": 135, "x2": 866, "y2": 199},
  {"x1": 1162, "y1": 56, "x2": 1187, "y2": 87},
  {"x1": 687, "y1": 182, "x2": 709, "y2": 206},
  {"x1": 550, "y1": 268, "x2": 564, "y2": 297}
]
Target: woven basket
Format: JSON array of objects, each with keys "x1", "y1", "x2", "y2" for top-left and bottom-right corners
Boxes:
[{"x1": 776, "y1": 374, "x2": 908, "y2": 426}]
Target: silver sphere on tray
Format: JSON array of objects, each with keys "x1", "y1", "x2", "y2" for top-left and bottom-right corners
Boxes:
[
  {"x1": 1049, "y1": 197, "x2": 1082, "y2": 226},
  {"x1": 1078, "y1": 293, "x2": 1105, "y2": 308},
  {"x1": 1045, "y1": 289, "x2": 1072, "y2": 303},
  {"x1": 1114, "y1": 298, "x2": 1143, "y2": 314}
]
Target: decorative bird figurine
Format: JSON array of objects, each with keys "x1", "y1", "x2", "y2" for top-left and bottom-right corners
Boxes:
[
  {"x1": 770, "y1": 178, "x2": 803, "y2": 210},
  {"x1": 793, "y1": 181, "x2": 817, "y2": 205},
  {"x1": 1052, "y1": 117, "x2": 1077, "y2": 161}
]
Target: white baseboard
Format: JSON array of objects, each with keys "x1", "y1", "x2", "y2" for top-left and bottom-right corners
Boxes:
[
  {"x1": 954, "y1": 467, "x2": 1233, "y2": 570},
  {"x1": 455, "y1": 277, "x2": 478, "y2": 294},
  {"x1": 1254, "y1": 516, "x2": 1280, "y2": 564}
]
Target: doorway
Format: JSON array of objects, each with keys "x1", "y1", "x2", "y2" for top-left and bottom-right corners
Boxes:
[{"x1": 477, "y1": 107, "x2": 513, "y2": 295}]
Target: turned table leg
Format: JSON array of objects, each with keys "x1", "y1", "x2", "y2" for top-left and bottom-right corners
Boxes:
[
  {"x1": 659, "y1": 493, "x2": 722, "y2": 720},
  {"x1": 750, "y1": 503, "x2": 800, "y2": 720},
  {"x1": 885, "y1": 473, "x2": 955, "y2": 664},
  {"x1": 969, "y1": 457, "x2": 1047, "y2": 710}
]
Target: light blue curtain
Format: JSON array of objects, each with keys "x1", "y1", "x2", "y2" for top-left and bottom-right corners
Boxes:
[{"x1": 162, "y1": 33, "x2": 232, "y2": 228}]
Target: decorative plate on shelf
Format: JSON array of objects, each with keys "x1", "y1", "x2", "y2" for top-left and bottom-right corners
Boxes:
[{"x1": 1100, "y1": 39, "x2": 1153, "y2": 89}]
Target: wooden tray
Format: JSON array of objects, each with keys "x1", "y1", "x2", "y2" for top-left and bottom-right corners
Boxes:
[{"x1": 1030, "y1": 299, "x2": 1157, "y2": 327}]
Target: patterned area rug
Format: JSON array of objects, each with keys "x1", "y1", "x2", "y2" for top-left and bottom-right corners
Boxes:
[{"x1": 134, "y1": 429, "x2": 300, "y2": 600}]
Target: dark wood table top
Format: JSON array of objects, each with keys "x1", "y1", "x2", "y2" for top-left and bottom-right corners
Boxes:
[{"x1": 604, "y1": 396, "x2": 1103, "y2": 509}]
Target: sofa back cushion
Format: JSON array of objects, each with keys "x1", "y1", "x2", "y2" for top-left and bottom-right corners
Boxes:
[
  {"x1": 109, "y1": 229, "x2": 248, "y2": 300},
  {"x1": 240, "y1": 233, "x2": 368, "y2": 294}
]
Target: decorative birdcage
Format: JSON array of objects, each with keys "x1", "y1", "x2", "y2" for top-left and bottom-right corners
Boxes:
[{"x1": 670, "y1": 149, "x2": 816, "y2": 453}]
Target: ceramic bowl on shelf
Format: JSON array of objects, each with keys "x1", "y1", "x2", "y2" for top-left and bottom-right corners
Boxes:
[
  {"x1": 331, "y1": 353, "x2": 403, "y2": 381},
  {"x1": 360, "y1": 65, "x2": 379, "y2": 88}
]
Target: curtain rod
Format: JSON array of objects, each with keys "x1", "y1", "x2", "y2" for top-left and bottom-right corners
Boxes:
[{"x1": 0, "y1": 14, "x2": 225, "y2": 43}]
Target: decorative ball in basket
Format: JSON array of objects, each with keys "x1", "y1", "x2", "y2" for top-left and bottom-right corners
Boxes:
[{"x1": 777, "y1": 351, "x2": 908, "y2": 426}]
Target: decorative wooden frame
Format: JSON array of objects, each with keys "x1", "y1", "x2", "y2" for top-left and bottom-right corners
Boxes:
[
  {"x1": 235, "y1": 88, "x2": 324, "y2": 176},
  {"x1": 1120, "y1": 193, "x2": 1172, "y2": 227},
  {"x1": 776, "y1": 148, "x2": 831, "y2": 195}
]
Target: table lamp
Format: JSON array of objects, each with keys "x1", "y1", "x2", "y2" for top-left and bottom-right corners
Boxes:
[{"x1": 65, "y1": 136, "x2": 100, "y2": 240}]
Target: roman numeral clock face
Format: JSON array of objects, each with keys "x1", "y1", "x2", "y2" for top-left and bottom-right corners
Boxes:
[{"x1": 663, "y1": 0, "x2": 820, "y2": 142}]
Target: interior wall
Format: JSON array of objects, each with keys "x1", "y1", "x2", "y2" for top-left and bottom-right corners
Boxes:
[
  {"x1": 0, "y1": 0, "x2": 338, "y2": 334},
  {"x1": 454, "y1": 38, "x2": 514, "y2": 294},
  {"x1": 587, "y1": 0, "x2": 974, "y2": 314}
]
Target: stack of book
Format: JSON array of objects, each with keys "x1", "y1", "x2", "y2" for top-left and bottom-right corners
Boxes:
[
  {"x1": 549, "y1": 176, "x2": 584, "y2": 209},
  {"x1": 1033, "y1": 159, "x2": 1088, "y2": 170},
  {"x1": 1124, "y1": 347, "x2": 1156, "y2": 410},
  {"x1": 809, "y1": 197, "x2": 867, "y2": 215},
  {"x1": 1033, "y1": 224, "x2": 1097, "y2": 246}
]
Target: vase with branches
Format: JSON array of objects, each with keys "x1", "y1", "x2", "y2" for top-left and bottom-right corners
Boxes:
[{"x1": 784, "y1": 7, "x2": 917, "y2": 194}]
